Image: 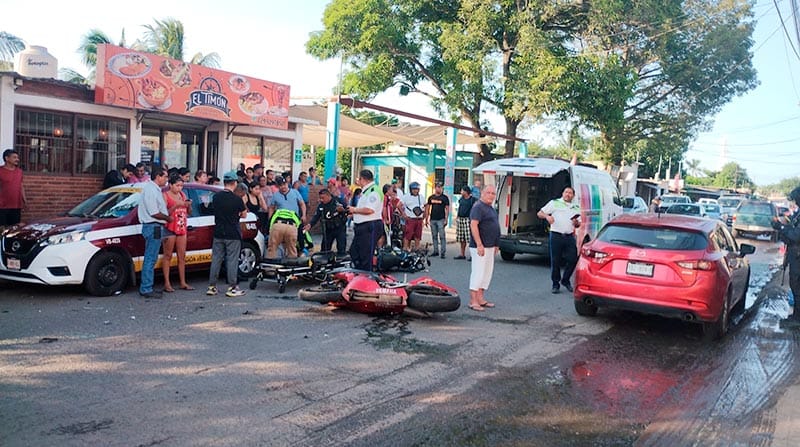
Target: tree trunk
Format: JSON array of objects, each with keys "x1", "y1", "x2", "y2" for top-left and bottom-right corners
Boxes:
[{"x1": 503, "y1": 117, "x2": 521, "y2": 158}]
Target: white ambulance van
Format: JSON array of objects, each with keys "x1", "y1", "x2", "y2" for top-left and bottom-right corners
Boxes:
[{"x1": 473, "y1": 158, "x2": 623, "y2": 261}]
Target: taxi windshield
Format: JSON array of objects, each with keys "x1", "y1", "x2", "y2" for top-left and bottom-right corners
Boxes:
[{"x1": 67, "y1": 190, "x2": 141, "y2": 219}]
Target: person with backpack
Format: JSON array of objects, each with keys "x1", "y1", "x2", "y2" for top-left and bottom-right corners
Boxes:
[{"x1": 454, "y1": 186, "x2": 477, "y2": 260}]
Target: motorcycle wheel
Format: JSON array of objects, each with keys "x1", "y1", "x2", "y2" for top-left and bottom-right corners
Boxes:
[
  {"x1": 298, "y1": 285, "x2": 345, "y2": 304},
  {"x1": 407, "y1": 286, "x2": 461, "y2": 313}
]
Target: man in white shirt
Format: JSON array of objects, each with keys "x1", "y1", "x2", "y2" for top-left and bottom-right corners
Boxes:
[
  {"x1": 137, "y1": 167, "x2": 171, "y2": 298},
  {"x1": 537, "y1": 186, "x2": 581, "y2": 294},
  {"x1": 401, "y1": 182, "x2": 425, "y2": 250},
  {"x1": 348, "y1": 169, "x2": 384, "y2": 271}
]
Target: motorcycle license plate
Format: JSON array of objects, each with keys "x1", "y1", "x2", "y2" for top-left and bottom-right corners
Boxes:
[
  {"x1": 6, "y1": 257, "x2": 20, "y2": 270},
  {"x1": 626, "y1": 261, "x2": 653, "y2": 277}
]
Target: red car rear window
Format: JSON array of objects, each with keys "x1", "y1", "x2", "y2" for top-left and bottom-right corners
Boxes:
[{"x1": 597, "y1": 224, "x2": 708, "y2": 251}]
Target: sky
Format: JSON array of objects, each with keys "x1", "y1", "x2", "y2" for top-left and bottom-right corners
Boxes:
[{"x1": 3, "y1": 0, "x2": 799, "y2": 186}]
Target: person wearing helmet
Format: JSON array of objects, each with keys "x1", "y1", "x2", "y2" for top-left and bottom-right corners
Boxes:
[
  {"x1": 401, "y1": 181, "x2": 425, "y2": 251},
  {"x1": 775, "y1": 186, "x2": 800, "y2": 328}
]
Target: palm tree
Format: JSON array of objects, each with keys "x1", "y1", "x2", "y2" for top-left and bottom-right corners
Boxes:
[
  {"x1": 68, "y1": 29, "x2": 127, "y2": 84},
  {"x1": 685, "y1": 159, "x2": 702, "y2": 177},
  {"x1": 72, "y1": 18, "x2": 221, "y2": 86},
  {"x1": 138, "y1": 18, "x2": 220, "y2": 68},
  {"x1": 0, "y1": 31, "x2": 25, "y2": 71}
]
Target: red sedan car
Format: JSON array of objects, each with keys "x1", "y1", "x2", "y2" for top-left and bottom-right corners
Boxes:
[{"x1": 574, "y1": 214, "x2": 755, "y2": 339}]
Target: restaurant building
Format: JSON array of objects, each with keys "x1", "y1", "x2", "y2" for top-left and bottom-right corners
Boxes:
[{"x1": 0, "y1": 45, "x2": 311, "y2": 221}]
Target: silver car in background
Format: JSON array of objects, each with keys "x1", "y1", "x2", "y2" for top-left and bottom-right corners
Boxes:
[
  {"x1": 719, "y1": 196, "x2": 746, "y2": 226},
  {"x1": 623, "y1": 196, "x2": 648, "y2": 213},
  {"x1": 701, "y1": 203, "x2": 723, "y2": 221}
]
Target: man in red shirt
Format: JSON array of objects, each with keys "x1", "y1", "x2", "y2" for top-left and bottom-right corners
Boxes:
[{"x1": 0, "y1": 149, "x2": 26, "y2": 225}]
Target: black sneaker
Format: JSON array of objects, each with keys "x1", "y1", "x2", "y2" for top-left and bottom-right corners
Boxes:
[
  {"x1": 140, "y1": 290, "x2": 163, "y2": 299},
  {"x1": 551, "y1": 287, "x2": 560, "y2": 294},
  {"x1": 440, "y1": 253, "x2": 446, "y2": 259},
  {"x1": 431, "y1": 251, "x2": 440, "y2": 257},
  {"x1": 561, "y1": 283, "x2": 574, "y2": 293}
]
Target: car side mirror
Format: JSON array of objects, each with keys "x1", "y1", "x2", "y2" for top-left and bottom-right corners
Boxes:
[{"x1": 739, "y1": 243, "x2": 756, "y2": 256}]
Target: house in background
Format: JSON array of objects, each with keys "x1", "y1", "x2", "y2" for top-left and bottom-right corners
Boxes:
[{"x1": 360, "y1": 145, "x2": 479, "y2": 198}]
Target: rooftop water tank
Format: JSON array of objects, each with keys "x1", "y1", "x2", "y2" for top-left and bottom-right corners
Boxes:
[{"x1": 16, "y1": 45, "x2": 58, "y2": 79}]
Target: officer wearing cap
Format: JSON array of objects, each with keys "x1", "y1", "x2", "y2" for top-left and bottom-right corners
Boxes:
[
  {"x1": 348, "y1": 169, "x2": 384, "y2": 271},
  {"x1": 267, "y1": 175, "x2": 306, "y2": 258},
  {"x1": 775, "y1": 186, "x2": 800, "y2": 327}
]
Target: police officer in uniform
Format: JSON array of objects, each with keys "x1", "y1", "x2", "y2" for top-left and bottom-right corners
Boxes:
[
  {"x1": 537, "y1": 186, "x2": 581, "y2": 294},
  {"x1": 775, "y1": 186, "x2": 800, "y2": 327},
  {"x1": 304, "y1": 189, "x2": 348, "y2": 255},
  {"x1": 348, "y1": 169, "x2": 384, "y2": 271}
]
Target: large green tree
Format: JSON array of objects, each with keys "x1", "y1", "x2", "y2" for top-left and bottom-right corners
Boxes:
[
  {"x1": 561, "y1": 0, "x2": 757, "y2": 172},
  {"x1": 306, "y1": 0, "x2": 580, "y2": 159},
  {"x1": 307, "y1": 0, "x2": 757, "y2": 171},
  {"x1": 710, "y1": 162, "x2": 754, "y2": 190}
]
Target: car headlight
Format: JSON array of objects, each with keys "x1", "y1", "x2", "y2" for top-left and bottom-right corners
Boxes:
[{"x1": 46, "y1": 231, "x2": 86, "y2": 245}]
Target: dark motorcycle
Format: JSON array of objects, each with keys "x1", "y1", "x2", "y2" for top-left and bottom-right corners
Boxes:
[
  {"x1": 298, "y1": 268, "x2": 461, "y2": 315},
  {"x1": 375, "y1": 244, "x2": 431, "y2": 273}
]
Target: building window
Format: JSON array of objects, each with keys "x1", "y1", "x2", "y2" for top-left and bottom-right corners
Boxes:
[
  {"x1": 14, "y1": 108, "x2": 128, "y2": 176},
  {"x1": 232, "y1": 134, "x2": 292, "y2": 173},
  {"x1": 232, "y1": 135, "x2": 262, "y2": 170},
  {"x1": 434, "y1": 168, "x2": 470, "y2": 192},
  {"x1": 265, "y1": 138, "x2": 291, "y2": 173}
]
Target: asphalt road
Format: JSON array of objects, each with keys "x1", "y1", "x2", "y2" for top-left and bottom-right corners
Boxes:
[{"x1": 0, "y1": 237, "x2": 795, "y2": 446}]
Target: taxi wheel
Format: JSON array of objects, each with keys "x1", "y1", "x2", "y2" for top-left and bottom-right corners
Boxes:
[
  {"x1": 238, "y1": 241, "x2": 261, "y2": 279},
  {"x1": 85, "y1": 251, "x2": 130, "y2": 296}
]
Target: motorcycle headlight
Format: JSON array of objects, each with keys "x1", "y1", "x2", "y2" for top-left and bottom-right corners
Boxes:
[{"x1": 47, "y1": 231, "x2": 86, "y2": 245}]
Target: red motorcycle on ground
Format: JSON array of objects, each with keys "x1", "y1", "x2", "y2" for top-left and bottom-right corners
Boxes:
[{"x1": 298, "y1": 269, "x2": 461, "y2": 315}]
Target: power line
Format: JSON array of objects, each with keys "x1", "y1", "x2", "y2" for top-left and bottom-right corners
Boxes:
[
  {"x1": 775, "y1": 0, "x2": 800, "y2": 59},
  {"x1": 693, "y1": 135, "x2": 800, "y2": 146}
]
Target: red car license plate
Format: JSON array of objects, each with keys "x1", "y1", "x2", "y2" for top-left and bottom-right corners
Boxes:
[
  {"x1": 626, "y1": 261, "x2": 654, "y2": 277},
  {"x1": 7, "y1": 257, "x2": 21, "y2": 270}
]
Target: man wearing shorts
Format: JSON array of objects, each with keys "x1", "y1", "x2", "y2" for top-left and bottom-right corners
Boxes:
[
  {"x1": 401, "y1": 182, "x2": 425, "y2": 250},
  {"x1": 454, "y1": 186, "x2": 477, "y2": 260}
]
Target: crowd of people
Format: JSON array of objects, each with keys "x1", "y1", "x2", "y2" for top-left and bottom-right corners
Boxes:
[{"x1": 115, "y1": 160, "x2": 487, "y2": 300}]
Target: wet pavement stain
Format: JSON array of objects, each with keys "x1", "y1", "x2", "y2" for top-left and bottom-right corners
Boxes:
[
  {"x1": 362, "y1": 316, "x2": 448, "y2": 355},
  {"x1": 44, "y1": 418, "x2": 114, "y2": 436},
  {"x1": 346, "y1": 257, "x2": 800, "y2": 446}
]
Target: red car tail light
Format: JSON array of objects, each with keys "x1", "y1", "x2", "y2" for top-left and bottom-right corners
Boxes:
[
  {"x1": 676, "y1": 260, "x2": 715, "y2": 271},
  {"x1": 581, "y1": 246, "x2": 610, "y2": 264}
]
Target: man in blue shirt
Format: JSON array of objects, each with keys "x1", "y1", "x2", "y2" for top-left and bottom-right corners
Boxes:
[
  {"x1": 137, "y1": 167, "x2": 171, "y2": 299},
  {"x1": 268, "y1": 176, "x2": 306, "y2": 258}
]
